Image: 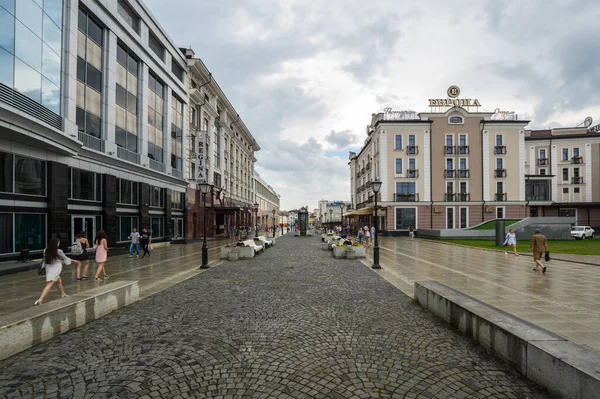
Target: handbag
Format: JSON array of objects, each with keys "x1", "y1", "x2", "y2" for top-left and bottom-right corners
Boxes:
[
  {"x1": 149, "y1": 244, "x2": 153, "y2": 251},
  {"x1": 38, "y1": 265, "x2": 46, "y2": 275},
  {"x1": 545, "y1": 251, "x2": 551, "y2": 262}
]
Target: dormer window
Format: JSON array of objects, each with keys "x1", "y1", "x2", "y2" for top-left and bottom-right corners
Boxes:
[{"x1": 449, "y1": 116, "x2": 464, "y2": 124}]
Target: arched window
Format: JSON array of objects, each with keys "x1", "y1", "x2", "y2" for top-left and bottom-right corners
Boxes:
[{"x1": 449, "y1": 116, "x2": 464, "y2": 124}]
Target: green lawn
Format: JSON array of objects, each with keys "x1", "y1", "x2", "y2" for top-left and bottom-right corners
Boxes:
[
  {"x1": 469, "y1": 219, "x2": 522, "y2": 230},
  {"x1": 436, "y1": 239, "x2": 600, "y2": 256}
]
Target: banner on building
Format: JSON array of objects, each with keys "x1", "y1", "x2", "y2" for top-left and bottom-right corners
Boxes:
[{"x1": 195, "y1": 130, "x2": 207, "y2": 184}]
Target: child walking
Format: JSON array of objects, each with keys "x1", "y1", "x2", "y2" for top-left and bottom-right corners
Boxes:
[
  {"x1": 93, "y1": 230, "x2": 108, "y2": 282},
  {"x1": 35, "y1": 238, "x2": 71, "y2": 305},
  {"x1": 503, "y1": 228, "x2": 519, "y2": 256}
]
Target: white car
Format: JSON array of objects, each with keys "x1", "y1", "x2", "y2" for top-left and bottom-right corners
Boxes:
[{"x1": 571, "y1": 226, "x2": 595, "y2": 240}]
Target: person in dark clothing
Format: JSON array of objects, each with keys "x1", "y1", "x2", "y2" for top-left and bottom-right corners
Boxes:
[{"x1": 140, "y1": 227, "x2": 152, "y2": 258}]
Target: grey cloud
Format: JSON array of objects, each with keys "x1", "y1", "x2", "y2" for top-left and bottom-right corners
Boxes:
[{"x1": 323, "y1": 129, "x2": 359, "y2": 150}]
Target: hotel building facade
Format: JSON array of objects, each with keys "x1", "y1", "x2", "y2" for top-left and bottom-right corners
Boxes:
[{"x1": 349, "y1": 88, "x2": 600, "y2": 234}]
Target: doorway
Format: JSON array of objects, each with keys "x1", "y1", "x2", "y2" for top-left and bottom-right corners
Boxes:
[{"x1": 71, "y1": 215, "x2": 96, "y2": 243}]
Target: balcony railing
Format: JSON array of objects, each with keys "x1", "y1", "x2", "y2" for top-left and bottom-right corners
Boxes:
[
  {"x1": 495, "y1": 193, "x2": 507, "y2": 201},
  {"x1": 444, "y1": 145, "x2": 456, "y2": 155},
  {"x1": 366, "y1": 162, "x2": 371, "y2": 170},
  {"x1": 458, "y1": 169, "x2": 470, "y2": 178},
  {"x1": 407, "y1": 169, "x2": 419, "y2": 178},
  {"x1": 494, "y1": 169, "x2": 507, "y2": 178},
  {"x1": 457, "y1": 193, "x2": 470, "y2": 202},
  {"x1": 406, "y1": 145, "x2": 418, "y2": 155},
  {"x1": 149, "y1": 159, "x2": 165, "y2": 173},
  {"x1": 572, "y1": 156, "x2": 583, "y2": 164},
  {"x1": 445, "y1": 169, "x2": 456, "y2": 178},
  {"x1": 445, "y1": 193, "x2": 455, "y2": 202},
  {"x1": 395, "y1": 193, "x2": 418, "y2": 202},
  {"x1": 571, "y1": 177, "x2": 584, "y2": 184},
  {"x1": 172, "y1": 168, "x2": 183, "y2": 179},
  {"x1": 79, "y1": 131, "x2": 105, "y2": 152},
  {"x1": 117, "y1": 146, "x2": 140, "y2": 164},
  {"x1": 537, "y1": 158, "x2": 548, "y2": 166},
  {"x1": 494, "y1": 145, "x2": 506, "y2": 155},
  {"x1": 458, "y1": 145, "x2": 470, "y2": 155}
]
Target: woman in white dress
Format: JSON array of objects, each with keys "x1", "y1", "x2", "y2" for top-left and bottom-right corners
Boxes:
[
  {"x1": 503, "y1": 228, "x2": 519, "y2": 256},
  {"x1": 35, "y1": 238, "x2": 71, "y2": 305}
]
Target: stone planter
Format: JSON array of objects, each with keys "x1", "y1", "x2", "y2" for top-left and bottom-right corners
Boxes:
[
  {"x1": 321, "y1": 243, "x2": 330, "y2": 251},
  {"x1": 349, "y1": 246, "x2": 366, "y2": 258},
  {"x1": 228, "y1": 250, "x2": 239, "y2": 261},
  {"x1": 332, "y1": 245, "x2": 347, "y2": 258},
  {"x1": 220, "y1": 247, "x2": 232, "y2": 259},
  {"x1": 346, "y1": 247, "x2": 357, "y2": 259},
  {"x1": 238, "y1": 246, "x2": 255, "y2": 259}
]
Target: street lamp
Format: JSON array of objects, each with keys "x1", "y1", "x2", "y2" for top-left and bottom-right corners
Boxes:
[
  {"x1": 272, "y1": 208, "x2": 276, "y2": 237},
  {"x1": 371, "y1": 180, "x2": 382, "y2": 269},
  {"x1": 329, "y1": 208, "x2": 333, "y2": 232},
  {"x1": 253, "y1": 202, "x2": 259, "y2": 238},
  {"x1": 199, "y1": 182, "x2": 211, "y2": 269},
  {"x1": 339, "y1": 202, "x2": 345, "y2": 234}
]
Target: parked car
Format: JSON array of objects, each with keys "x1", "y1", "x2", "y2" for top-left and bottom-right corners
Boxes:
[{"x1": 570, "y1": 226, "x2": 595, "y2": 240}]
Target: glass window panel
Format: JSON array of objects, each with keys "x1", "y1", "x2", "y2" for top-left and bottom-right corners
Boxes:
[
  {"x1": 115, "y1": 105, "x2": 126, "y2": 128},
  {"x1": 86, "y1": 111, "x2": 101, "y2": 138},
  {"x1": 85, "y1": 86, "x2": 101, "y2": 116},
  {"x1": 0, "y1": 6, "x2": 14, "y2": 54},
  {"x1": 76, "y1": 56, "x2": 85, "y2": 81},
  {"x1": 0, "y1": 152, "x2": 13, "y2": 192},
  {"x1": 0, "y1": 46, "x2": 14, "y2": 87},
  {"x1": 0, "y1": 0, "x2": 14, "y2": 14},
  {"x1": 14, "y1": 213, "x2": 45, "y2": 252},
  {"x1": 41, "y1": 77, "x2": 60, "y2": 114},
  {"x1": 0, "y1": 213, "x2": 13, "y2": 254},
  {"x1": 116, "y1": 84, "x2": 127, "y2": 107},
  {"x1": 149, "y1": 33, "x2": 164, "y2": 61},
  {"x1": 42, "y1": 13, "x2": 61, "y2": 55},
  {"x1": 117, "y1": 44, "x2": 127, "y2": 66},
  {"x1": 147, "y1": 125, "x2": 155, "y2": 143},
  {"x1": 156, "y1": 113, "x2": 163, "y2": 130},
  {"x1": 95, "y1": 173, "x2": 102, "y2": 201},
  {"x1": 127, "y1": 72, "x2": 137, "y2": 95},
  {"x1": 148, "y1": 112, "x2": 154, "y2": 129},
  {"x1": 76, "y1": 80, "x2": 85, "y2": 108},
  {"x1": 126, "y1": 111, "x2": 136, "y2": 133},
  {"x1": 86, "y1": 17, "x2": 102, "y2": 46},
  {"x1": 127, "y1": 55, "x2": 137, "y2": 75},
  {"x1": 126, "y1": 132, "x2": 137, "y2": 152},
  {"x1": 14, "y1": 58, "x2": 41, "y2": 102},
  {"x1": 86, "y1": 38, "x2": 102, "y2": 70},
  {"x1": 127, "y1": 92, "x2": 137, "y2": 114},
  {"x1": 14, "y1": 156, "x2": 45, "y2": 195},
  {"x1": 15, "y1": 21, "x2": 42, "y2": 72},
  {"x1": 43, "y1": 0, "x2": 62, "y2": 27},
  {"x1": 71, "y1": 168, "x2": 95, "y2": 200},
  {"x1": 77, "y1": 30, "x2": 86, "y2": 58},
  {"x1": 156, "y1": 81, "x2": 163, "y2": 98},
  {"x1": 148, "y1": 91, "x2": 155, "y2": 110},
  {"x1": 156, "y1": 128, "x2": 163, "y2": 145},
  {"x1": 78, "y1": 9, "x2": 86, "y2": 32},
  {"x1": 86, "y1": 64, "x2": 102, "y2": 92},
  {"x1": 76, "y1": 106, "x2": 85, "y2": 131},
  {"x1": 116, "y1": 62, "x2": 127, "y2": 88},
  {"x1": 115, "y1": 127, "x2": 126, "y2": 148},
  {"x1": 16, "y1": 0, "x2": 42, "y2": 37},
  {"x1": 42, "y1": 43, "x2": 60, "y2": 85}
]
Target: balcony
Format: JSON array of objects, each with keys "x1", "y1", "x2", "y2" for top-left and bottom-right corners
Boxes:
[
  {"x1": 445, "y1": 193, "x2": 456, "y2": 202},
  {"x1": 458, "y1": 145, "x2": 470, "y2": 155},
  {"x1": 366, "y1": 162, "x2": 371, "y2": 170},
  {"x1": 395, "y1": 193, "x2": 418, "y2": 202},
  {"x1": 571, "y1": 156, "x2": 583, "y2": 164},
  {"x1": 458, "y1": 169, "x2": 470, "y2": 178},
  {"x1": 494, "y1": 169, "x2": 507, "y2": 178},
  {"x1": 537, "y1": 158, "x2": 548, "y2": 166},
  {"x1": 495, "y1": 193, "x2": 507, "y2": 201},
  {"x1": 117, "y1": 146, "x2": 140, "y2": 164},
  {"x1": 171, "y1": 168, "x2": 183, "y2": 179},
  {"x1": 407, "y1": 169, "x2": 419, "y2": 178},
  {"x1": 494, "y1": 146, "x2": 506, "y2": 155},
  {"x1": 444, "y1": 169, "x2": 456, "y2": 178},
  {"x1": 406, "y1": 145, "x2": 418, "y2": 155},
  {"x1": 444, "y1": 145, "x2": 456, "y2": 155},
  {"x1": 149, "y1": 159, "x2": 165, "y2": 173},
  {"x1": 457, "y1": 193, "x2": 470, "y2": 202},
  {"x1": 79, "y1": 132, "x2": 105, "y2": 152},
  {"x1": 571, "y1": 177, "x2": 584, "y2": 184}
]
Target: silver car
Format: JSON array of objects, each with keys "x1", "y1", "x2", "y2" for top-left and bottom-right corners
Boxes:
[{"x1": 570, "y1": 226, "x2": 595, "y2": 240}]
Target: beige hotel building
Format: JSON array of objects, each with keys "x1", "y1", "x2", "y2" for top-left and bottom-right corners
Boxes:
[{"x1": 349, "y1": 87, "x2": 600, "y2": 233}]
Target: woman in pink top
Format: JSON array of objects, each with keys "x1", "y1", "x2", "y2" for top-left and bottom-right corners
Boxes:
[{"x1": 93, "y1": 230, "x2": 108, "y2": 282}]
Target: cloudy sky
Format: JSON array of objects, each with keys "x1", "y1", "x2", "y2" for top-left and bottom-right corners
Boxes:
[{"x1": 146, "y1": 0, "x2": 600, "y2": 210}]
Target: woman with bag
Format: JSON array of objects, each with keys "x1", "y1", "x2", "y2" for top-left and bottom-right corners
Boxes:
[
  {"x1": 34, "y1": 238, "x2": 71, "y2": 305},
  {"x1": 71, "y1": 231, "x2": 90, "y2": 281},
  {"x1": 503, "y1": 228, "x2": 519, "y2": 256},
  {"x1": 93, "y1": 230, "x2": 108, "y2": 282}
]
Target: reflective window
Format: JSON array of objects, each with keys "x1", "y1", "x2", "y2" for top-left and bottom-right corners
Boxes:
[
  {"x1": 0, "y1": 6, "x2": 15, "y2": 53},
  {"x1": 149, "y1": 33, "x2": 164, "y2": 61},
  {"x1": 0, "y1": 0, "x2": 15, "y2": 14},
  {"x1": 150, "y1": 217, "x2": 164, "y2": 238},
  {"x1": 150, "y1": 186, "x2": 164, "y2": 207},
  {"x1": 14, "y1": 155, "x2": 45, "y2": 196},
  {"x1": 0, "y1": 213, "x2": 13, "y2": 254},
  {"x1": 115, "y1": 43, "x2": 138, "y2": 153},
  {"x1": 171, "y1": 95, "x2": 183, "y2": 170},
  {"x1": 41, "y1": 77, "x2": 60, "y2": 114},
  {"x1": 14, "y1": 213, "x2": 46, "y2": 252},
  {"x1": 118, "y1": 179, "x2": 138, "y2": 204},
  {"x1": 69, "y1": 168, "x2": 101, "y2": 201},
  {"x1": 16, "y1": 0, "x2": 43, "y2": 37},
  {"x1": 395, "y1": 208, "x2": 415, "y2": 230},
  {"x1": 117, "y1": 0, "x2": 139, "y2": 32},
  {"x1": 0, "y1": 151, "x2": 13, "y2": 192},
  {"x1": 118, "y1": 216, "x2": 139, "y2": 242},
  {"x1": 42, "y1": 43, "x2": 60, "y2": 85},
  {"x1": 14, "y1": 58, "x2": 41, "y2": 102},
  {"x1": 0, "y1": 46, "x2": 14, "y2": 87},
  {"x1": 43, "y1": 13, "x2": 61, "y2": 55},
  {"x1": 148, "y1": 73, "x2": 164, "y2": 163},
  {"x1": 15, "y1": 20, "x2": 42, "y2": 71},
  {"x1": 43, "y1": 0, "x2": 62, "y2": 26}
]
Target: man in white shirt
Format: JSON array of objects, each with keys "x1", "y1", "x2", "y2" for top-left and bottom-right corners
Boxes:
[{"x1": 128, "y1": 228, "x2": 140, "y2": 257}]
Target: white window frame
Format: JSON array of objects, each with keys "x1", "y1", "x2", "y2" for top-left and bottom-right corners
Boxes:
[
  {"x1": 562, "y1": 168, "x2": 569, "y2": 181},
  {"x1": 539, "y1": 148, "x2": 547, "y2": 160},
  {"x1": 395, "y1": 158, "x2": 403, "y2": 175},
  {"x1": 495, "y1": 134, "x2": 503, "y2": 147},
  {"x1": 561, "y1": 148, "x2": 569, "y2": 161},
  {"x1": 459, "y1": 207, "x2": 468, "y2": 229},
  {"x1": 448, "y1": 116, "x2": 464, "y2": 124},
  {"x1": 446, "y1": 207, "x2": 455, "y2": 229},
  {"x1": 496, "y1": 206, "x2": 505, "y2": 219},
  {"x1": 394, "y1": 134, "x2": 403, "y2": 150}
]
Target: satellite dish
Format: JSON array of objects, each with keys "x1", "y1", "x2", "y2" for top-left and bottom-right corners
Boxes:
[{"x1": 584, "y1": 117, "x2": 593, "y2": 128}]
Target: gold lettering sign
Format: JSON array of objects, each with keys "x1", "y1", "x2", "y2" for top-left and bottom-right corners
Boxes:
[{"x1": 428, "y1": 98, "x2": 481, "y2": 107}]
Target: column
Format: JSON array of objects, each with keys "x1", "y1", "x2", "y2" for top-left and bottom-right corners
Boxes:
[
  {"x1": 102, "y1": 174, "x2": 118, "y2": 247},
  {"x1": 140, "y1": 182, "x2": 150, "y2": 231},
  {"x1": 518, "y1": 130, "x2": 526, "y2": 201},
  {"x1": 104, "y1": 30, "x2": 118, "y2": 151},
  {"x1": 140, "y1": 63, "x2": 150, "y2": 167},
  {"x1": 62, "y1": 0, "x2": 80, "y2": 137},
  {"x1": 47, "y1": 161, "x2": 69, "y2": 246},
  {"x1": 165, "y1": 188, "x2": 172, "y2": 241},
  {"x1": 482, "y1": 130, "x2": 490, "y2": 201},
  {"x1": 164, "y1": 87, "x2": 173, "y2": 174}
]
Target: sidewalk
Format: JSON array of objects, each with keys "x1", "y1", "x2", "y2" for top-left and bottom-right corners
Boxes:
[{"x1": 361, "y1": 236, "x2": 600, "y2": 353}]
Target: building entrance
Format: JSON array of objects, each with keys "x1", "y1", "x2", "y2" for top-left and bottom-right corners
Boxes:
[{"x1": 71, "y1": 215, "x2": 96, "y2": 243}]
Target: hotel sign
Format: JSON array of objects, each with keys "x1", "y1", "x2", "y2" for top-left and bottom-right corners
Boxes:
[{"x1": 429, "y1": 86, "x2": 481, "y2": 108}]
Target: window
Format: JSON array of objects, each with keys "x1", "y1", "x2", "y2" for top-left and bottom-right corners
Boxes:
[
  {"x1": 191, "y1": 107, "x2": 197, "y2": 127},
  {"x1": 496, "y1": 181, "x2": 503, "y2": 194},
  {"x1": 562, "y1": 168, "x2": 568, "y2": 181},
  {"x1": 395, "y1": 135, "x2": 402, "y2": 150},
  {"x1": 526, "y1": 180, "x2": 549, "y2": 201},
  {"x1": 149, "y1": 33, "x2": 164, "y2": 61},
  {"x1": 190, "y1": 162, "x2": 195, "y2": 180},
  {"x1": 496, "y1": 207, "x2": 504, "y2": 219},
  {"x1": 76, "y1": 9, "x2": 103, "y2": 138},
  {"x1": 395, "y1": 158, "x2": 403, "y2": 174},
  {"x1": 445, "y1": 134, "x2": 453, "y2": 154},
  {"x1": 115, "y1": 43, "x2": 139, "y2": 153},
  {"x1": 460, "y1": 207, "x2": 468, "y2": 229},
  {"x1": 573, "y1": 148, "x2": 580, "y2": 157},
  {"x1": 69, "y1": 168, "x2": 101, "y2": 201},
  {"x1": 558, "y1": 208, "x2": 576, "y2": 217},
  {"x1": 117, "y1": 0, "x2": 139, "y2": 32},
  {"x1": 574, "y1": 187, "x2": 580, "y2": 194},
  {"x1": 150, "y1": 217, "x2": 164, "y2": 238},
  {"x1": 214, "y1": 172, "x2": 222, "y2": 188},
  {"x1": 14, "y1": 155, "x2": 46, "y2": 196},
  {"x1": 539, "y1": 169, "x2": 546, "y2": 176},
  {"x1": 0, "y1": 213, "x2": 46, "y2": 254},
  {"x1": 562, "y1": 148, "x2": 569, "y2": 161},
  {"x1": 171, "y1": 95, "x2": 183, "y2": 171},
  {"x1": 445, "y1": 158, "x2": 454, "y2": 178},
  {"x1": 496, "y1": 158, "x2": 503, "y2": 170},
  {"x1": 172, "y1": 218, "x2": 184, "y2": 239},
  {"x1": 446, "y1": 208, "x2": 454, "y2": 229},
  {"x1": 446, "y1": 181, "x2": 454, "y2": 194},
  {"x1": 395, "y1": 208, "x2": 416, "y2": 229},
  {"x1": 148, "y1": 73, "x2": 164, "y2": 163},
  {"x1": 118, "y1": 179, "x2": 139, "y2": 205},
  {"x1": 214, "y1": 117, "x2": 221, "y2": 168},
  {"x1": 171, "y1": 59, "x2": 184, "y2": 82},
  {"x1": 539, "y1": 149, "x2": 546, "y2": 159},
  {"x1": 459, "y1": 158, "x2": 467, "y2": 170},
  {"x1": 0, "y1": 152, "x2": 13, "y2": 193},
  {"x1": 150, "y1": 186, "x2": 165, "y2": 208},
  {"x1": 496, "y1": 135, "x2": 503, "y2": 146},
  {"x1": 395, "y1": 182, "x2": 416, "y2": 201},
  {"x1": 171, "y1": 191, "x2": 184, "y2": 210},
  {"x1": 449, "y1": 116, "x2": 463, "y2": 124},
  {"x1": 458, "y1": 134, "x2": 468, "y2": 154},
  {"x1": 563, "y1": 188, "x2": 569, "y2": 194},
  {"x1": 573, "y1": 167, "x2": 580, "y2": 178},
  {"x1": 118, "y1": 216, "x2": 138, "y2": 242}
]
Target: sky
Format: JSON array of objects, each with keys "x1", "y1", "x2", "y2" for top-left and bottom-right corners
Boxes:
[{"x1": 145, "y1": 0, "x2": 600, "y2": 210}]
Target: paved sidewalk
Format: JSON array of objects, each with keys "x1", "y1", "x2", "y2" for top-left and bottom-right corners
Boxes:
[
  {"x1": 362, "y1": 236, "x2": 600, "y2": 353},
  {"x1": 0, "y1": 235, "x2": 548, "y2": 398}
]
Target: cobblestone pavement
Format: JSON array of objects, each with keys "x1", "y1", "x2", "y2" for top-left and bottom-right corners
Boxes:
[{"x1": 0, "y1": 236, "x2": 549, "y2": 398}]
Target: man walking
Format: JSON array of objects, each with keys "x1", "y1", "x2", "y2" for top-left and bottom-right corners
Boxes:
[
  {"x1": 528, "y1": 228, "x2": 548, "y2": 273},
  {"x1": 128, "y1": 227, "x2": 140, "y2": 257}
]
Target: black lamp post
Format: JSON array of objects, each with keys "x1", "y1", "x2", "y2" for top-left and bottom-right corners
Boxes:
[
  {"x1": 329, "y1": 208, "x2": 333, "y2": 232},
  {"x1": 272, "y1": 209, "x2": 276, "y2": 237},
  {"x1": 339, "y1": 202, "x2": 344, "y2": 234},
  {"x1": 199, "y1": 182, "x2": 211, "y2": 269},
  {"x1": 371, "y1": 180, "x2": 382, "y2": 269},
  {"x1": 253, "y1": 202, "x2": 259, "y2": 238}
]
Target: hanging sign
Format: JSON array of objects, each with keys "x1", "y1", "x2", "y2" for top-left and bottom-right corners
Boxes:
[{"x1": 195, "y1": 130, "x2": 207, "y2": 184}]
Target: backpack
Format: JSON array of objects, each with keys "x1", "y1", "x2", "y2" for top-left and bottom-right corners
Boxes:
[{"x1": 69, "y1": 241, "x2": 83, "y2": 255}]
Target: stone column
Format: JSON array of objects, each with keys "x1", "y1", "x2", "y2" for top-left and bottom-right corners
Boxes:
[{"x1": 102, "y1": 174, "x2": 118, "y2": 246}]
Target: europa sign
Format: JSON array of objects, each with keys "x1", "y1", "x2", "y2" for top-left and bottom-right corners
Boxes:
[{"x1": 429, "y1": 86, "x2": 481, "y2": 108}]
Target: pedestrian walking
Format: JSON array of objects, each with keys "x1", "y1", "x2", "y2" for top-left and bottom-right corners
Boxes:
[
  {"x1": 71, "y1": 231, "x2": 90, "y2": 281},
  {"x1": 371, "y1": 225, "x2": 376, "y2": 240},
  {"x1": 93, "y1": 230, "x2": 109, "y2": 282},
  {"x1": 128, "y1": 227, "x2": 140, "y2": 257},
  {"x1": 528, "y1": 228, "x2": 548, "y2": 273},
  {"x1": 408, "y1": 225, "x2": 415, "y2": 240},
  {"x1": 365, "y1": 227, "x2": 371, "y2": 247},
  {"x1": 140, "y1": 227, "x2": 152, "y2": 258},
  {"x1": 35, "y1": 238, "x2": 70, "y2": 305},
  {"x1": 503, "y1": 228, "x2": 519, "y2": 256},
  {"x1": 358, "y1": 228, "x2": 364, "y2": 244}
]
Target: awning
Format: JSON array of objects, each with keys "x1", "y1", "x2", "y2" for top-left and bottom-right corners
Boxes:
[{"x1": 345, "y1": 207, "x2": 387, "y2": 217}]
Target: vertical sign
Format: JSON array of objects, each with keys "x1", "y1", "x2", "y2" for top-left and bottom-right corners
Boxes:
[{"x1": 196, "y1": 130, "x2": 207, "y2": 184}]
